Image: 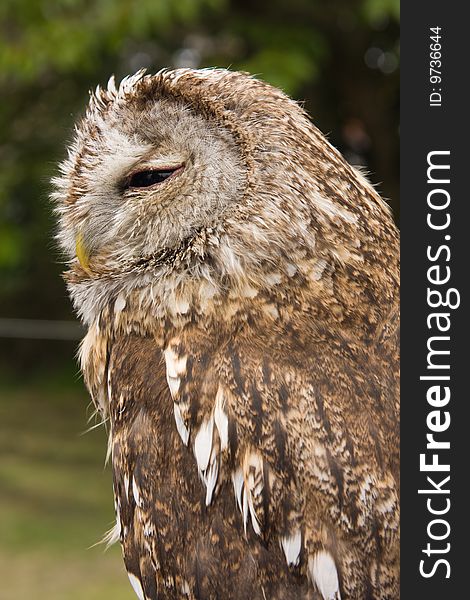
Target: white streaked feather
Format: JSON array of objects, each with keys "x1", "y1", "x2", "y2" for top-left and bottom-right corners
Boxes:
[
  {"x1": 280, "y1": 530, "x2": 302, "y2": 566},
  {"x1": 205, "y1": 452, "x2": 219, "y2": 506},
  {"x1": 232, "y1": 456, "x2": 264, "y2": 536},
  {"x1": 286, "y1": 262, "x2": 297, "y2": 277},
  {"x1": 101, "y1": 519, "x2": 120, "y2": 548},
  {"x1": 93, "y1": 85, "x2": 103, "y2": 106},
  {"x1": 214, "y1": 387, "x2": 229, "y2": 451},
  {"x1": 265, "y1": 271, "x2": 282, "y2": 286},
  {"x1": 242, "y1": 486, "x2": 249, "y2": 534},
  {"x1": 107, "y1": 75, "x2": 117, "y2": 95},
  {"x1": 173, "y1": 297, "x2": 190, "y2": 314},
  {"x1": 181, "y1": 580, "x2": 190, "y2": 595},
  {"x1": 312, "y1": 190, "x2": 358, "y2": 225},
  {"x1": 174, "y1": 402, "x2": 190, "y2": 446},
  {"x1": 114, "y1": 292, "x2": 126, "y2": 313},
  {"x1": 164, "y1": 345, "x2": 187, "y2": 379},
  {"x1": 105, "y1": 358, "x2": 113, "y2": 434},
  {"x1": 232, "y1": 468, "x2": 244, "y2": 512},
  {"x1": 247, "y1": 487, "x2": 261, "y2": 535},
  {"x1": 132, "y1": 476, "x2": 143, "y2": 508},
  {"x1": 127, "y1": 572, "x2": 145, "y2": 600},
  {"x1": 309, "y1": 550, "x2": 341, "y2": 600},
  {"x1": 164, "y1": 344, "x2": 187, "y2": 401},
  {"x1": 118, "y1": 69, "x2": 147, "y2": 96},
  {"x1": 105, "y1": 429, "x2": 113, "y2": 465},
  {"x1": 104, "y1": 496, "x2": 121, "y2": 547},
  {"x1": 194, "y1": 418, "x2": 214, "y2": 473},
  {"x1": 167, "y1": 375, "x2": 180, "y2": 397},
  {"x1": 245, "y1": 452, "x2": 263, "y2": 536}
]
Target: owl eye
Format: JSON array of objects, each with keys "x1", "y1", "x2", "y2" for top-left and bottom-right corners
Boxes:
[{"x1": 127, "y1": 168, "x2": 179, "y2": 188}]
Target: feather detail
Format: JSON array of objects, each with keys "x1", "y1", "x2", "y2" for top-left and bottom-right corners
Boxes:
[
  {"x1": 123, "y1": 473, "x2": 130, "y2": 501},
  {"x1": 244, "y1": 451, "x2": 264, "y2": 535},
  {"x1": 280, "y1": 530, "x2": 302, "y2": 567},
  {"x1": 242, "y1": 482, "x2": 250, "y2": 534},
  {"x1": 167, "y1": 375, "x2": 181, "y2": 396},
  {"x1": 79, "y1": 324, "x2": 108, "y2": 418},
  {"x1": 193, "y1": 416, "x2": 221, "y2": 505},
  {"x1": 308, "y1": 550, "x2": 341, "y2": 600},
  {"x1": 165, "y1": 341, "x2": 191, "y2": 444},
  {"x1": 101, "y1": 519, "x2": 121, "y2": 548},
  {"x1": 164, "y1": 344, "x2": 187, "y2": 398},
  {"x1": 132, "y1": 475, "x2": 144, "y2": 508},
  {"x1": 191, "y1": 385, "x2": 234, "y2": 505},
  {"x1": 231, "y1": 451, "x2": 264, "y2": 536},
  {"x1": 213, "y1": 386, "x2": 229, "y2": 451},
  {"x1": 164, "y1": 342, "x2": 187, "y2": 381},
  {"x1": 114, "y1": 292, "x2": 126, "y2": 314},
  {"x1": 127, "y1": 572, "x2": 145, "y2": 600},
  {"x1": 173, "y1": 402, "x2": 190, "y2": 446},
  {"x1": 232, "y1": 467, "x2": 244, "y2": 513},
  {"x1": 205, "y1": 448, "x2": 219, "y2": 506},
  {"x1": 194, "y1": 418, "x2": 214, "y2": 473}
]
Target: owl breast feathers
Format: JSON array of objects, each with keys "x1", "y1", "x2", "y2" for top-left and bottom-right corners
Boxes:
[{"x1": 53, "y1": 68, "x2": 399, "y2": 599}]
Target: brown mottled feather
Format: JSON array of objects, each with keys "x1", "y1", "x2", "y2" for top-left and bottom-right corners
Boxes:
[{"x1": 54, "y1": 68, "x2": 399, "y2": 599}]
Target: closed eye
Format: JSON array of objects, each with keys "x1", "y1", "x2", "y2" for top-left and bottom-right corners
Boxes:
[{"x1": 126, "y1": 166, "x2": 183, "y2": 189}]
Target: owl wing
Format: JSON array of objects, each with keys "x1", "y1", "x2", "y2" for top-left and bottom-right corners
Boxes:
[
  {"x1": 165, "y1": 321, "x2": 399, "y2": 599},
  {"x1": 82, "y1": 315, "x2": 399, "y2": 599}
]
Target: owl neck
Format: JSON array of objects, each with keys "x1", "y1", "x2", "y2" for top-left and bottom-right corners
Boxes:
[{"x1": 66, "y1": 219, "x2": 398, "y2": 349}]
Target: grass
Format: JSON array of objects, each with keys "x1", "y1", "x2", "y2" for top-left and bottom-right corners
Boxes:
[{"x1": 0, "y1": 370, "x2": 133, "y2": 599}]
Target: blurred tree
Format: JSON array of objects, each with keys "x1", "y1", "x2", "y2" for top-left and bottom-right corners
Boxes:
[{"x1": 0, "y1": 0, "x2": 399, "y2": 366}]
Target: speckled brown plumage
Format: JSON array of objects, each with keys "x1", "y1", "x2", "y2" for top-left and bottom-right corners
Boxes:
[{"x1": 53, "y1": 68, "x2": 399, "y2": 599}]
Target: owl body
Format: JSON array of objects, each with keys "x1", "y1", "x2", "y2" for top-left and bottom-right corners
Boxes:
[{"x1": 54, "y1": 69, "x2": 399, "y2": 599}]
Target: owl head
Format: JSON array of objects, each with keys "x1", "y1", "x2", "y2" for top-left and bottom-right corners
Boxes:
[{"x1": 53, "y1": 69, "x2": 397, "y2": 328}]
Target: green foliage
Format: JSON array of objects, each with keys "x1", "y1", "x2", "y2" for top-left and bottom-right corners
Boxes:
[
  {"x1": 362, "y1": 0, "x2": 399, "y2": 23},
  {"x1": 0, "y1": 225, "x2": 23, "y2": 267},
  {"x1": 234, "y1": 22, "x2": 327, "y2": 94},
  {"x1": 0, "y1": 0, "x2": 227, "y2": 83},
  {"x1": 0, "y1": 381, "x2": 131, "y2": 598}
]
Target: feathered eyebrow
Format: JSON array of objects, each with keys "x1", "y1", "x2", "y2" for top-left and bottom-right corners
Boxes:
[
  {"x1": 122, "y1": 142, "x2": 186, "y2": 167},
  {"x1": 126, "y1": 156, "x2": 186, "y2": 174}
]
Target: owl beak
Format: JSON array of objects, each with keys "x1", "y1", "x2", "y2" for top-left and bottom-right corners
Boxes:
[{"x1": 75, "y1": 232, "x2": 91, "y2": 274}]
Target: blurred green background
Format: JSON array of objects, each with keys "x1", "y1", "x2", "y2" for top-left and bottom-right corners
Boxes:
[{"x1": 0, "y1": 1, "x2": 399, "y2": 598}]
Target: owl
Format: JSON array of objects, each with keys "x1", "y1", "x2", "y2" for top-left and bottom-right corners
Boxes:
[{"x1": 53, "y1": 69, "x2": 399, "y2": 599}]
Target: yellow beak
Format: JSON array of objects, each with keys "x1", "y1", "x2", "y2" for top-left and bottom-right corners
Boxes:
[{"x1": 75, "y1": 232, "x2": 91, "y2": 273}]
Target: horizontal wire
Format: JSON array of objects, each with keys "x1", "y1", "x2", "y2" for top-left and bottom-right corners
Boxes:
[{"x1": 0, "y1": 318, "x2": 84, "y2": 341}]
